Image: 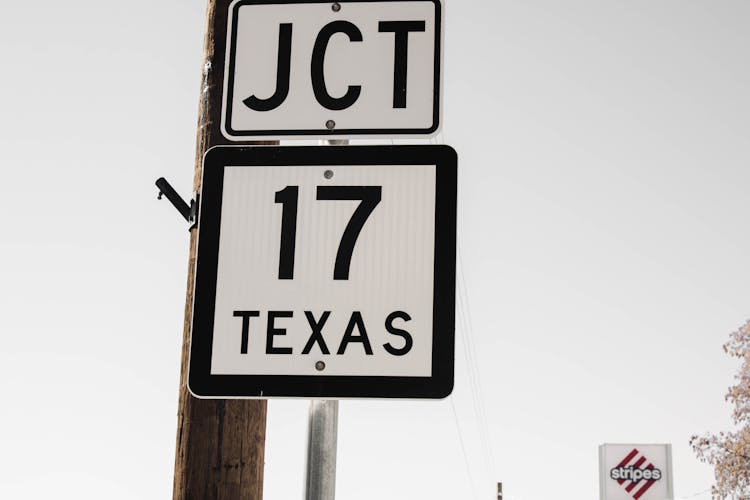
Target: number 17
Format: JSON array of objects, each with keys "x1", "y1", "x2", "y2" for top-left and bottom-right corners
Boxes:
[{"x1": 274, "y1": 185, "x2": 382, "y2": 281}]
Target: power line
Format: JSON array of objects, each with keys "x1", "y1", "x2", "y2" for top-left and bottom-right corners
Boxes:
[
  {"x1": 458, "y1": 247, "x2": 497, "y2": 472},
  {"x1": 432, "y1": 130, "x2": 498, "y2": 493},
  {"x1": 450, "y1": 395, "x2": 481, "y2": 500}
]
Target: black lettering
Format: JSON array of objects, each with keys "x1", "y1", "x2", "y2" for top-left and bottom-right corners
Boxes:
[
  {"x1": 275, "y1": 186, "x2": 299, "y2": 279},
  {"x1": 316, "y1": 186, "x2": 381, "y2": 280},
  {"x1": 302, "y1": 311, "x2": 331, "y2": 355},
  {"x1": 311, "y1": 21, "x2": 362, "y2": 110},
  {"x1": 383, "y1": 311, "x2": 413, "y2": 356},
  {"x1": 233, "y1": 310, "x2": 260, "y2": 354},
  {"x1": 337, "y1": 311, "x2": 373, "y2": 355},
  {"x1": 378, "y1": 21, "x2": 426, "y2": 108},
  {"x1": 266, "y1": 311, "x2": 294, "y2": 354},
  {"x1": 243, "y1": 23, "x2": 293, "y2": 111}
]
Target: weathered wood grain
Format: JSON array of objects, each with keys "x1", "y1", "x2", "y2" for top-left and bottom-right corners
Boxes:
[{"x1": 173, "y1": 2, "x2": 274, "y2": 498}]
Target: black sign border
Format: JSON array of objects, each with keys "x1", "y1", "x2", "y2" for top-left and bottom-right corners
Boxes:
[
  {"x1": 189, "y1": 145, "x2": 456, "y2": 398},
  {"x1": 223, "y1": 0, "x2": 442, "y2": 139}
]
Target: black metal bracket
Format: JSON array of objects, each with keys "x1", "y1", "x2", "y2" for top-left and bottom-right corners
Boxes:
[{"x1": 155, "y1": 177, "x2": 198, "y2": 231}]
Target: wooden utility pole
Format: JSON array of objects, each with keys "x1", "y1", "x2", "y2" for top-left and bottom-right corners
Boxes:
[{"x1": 172, "y1": 1, "x2": 274, "y2": 499}]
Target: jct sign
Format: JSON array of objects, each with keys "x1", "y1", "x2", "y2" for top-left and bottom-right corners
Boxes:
[
  {"x1": 599, "y1": 444, "x2": 674, "y2": 500},
  {"x1": 221, "y1": 0, "x2": 442, "y2": 139}
]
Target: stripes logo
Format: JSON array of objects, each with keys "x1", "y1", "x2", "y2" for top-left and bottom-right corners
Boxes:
[{"x1": 609, "y1": 448, "x2": 662, "y2": 500}]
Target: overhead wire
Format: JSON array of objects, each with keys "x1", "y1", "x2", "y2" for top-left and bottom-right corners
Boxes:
[
  {"x1": 426, "y1": 131, "x2": 481, "y2": 499},
  {"x1": 430, "y1": 130, "x2": 498, "y2": 492},
  {"x1": 424, "y1": 131, "x2": 486, "y2": 498},
  {"x1": 439, "y1": 130, "x2": 497, "y2": 477},
  {"x1": 450, "y1": 395, "x2": 481, "y2": 500},
  {"x1": 457, "y1": 246, "x2": 498, "y2": 477}
]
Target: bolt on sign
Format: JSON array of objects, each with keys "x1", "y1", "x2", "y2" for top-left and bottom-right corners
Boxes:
[
  {"x1": 221, "y1": 0, "x2": 442, "y2": 139},
  {"x1": 188, "y1": 145, "x2": 456, "y2": 398},
  {"x1": 599, "y1": 444, "x2": 674, "y2": 500}
]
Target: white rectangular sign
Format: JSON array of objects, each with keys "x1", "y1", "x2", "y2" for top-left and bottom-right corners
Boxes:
[
  {"x1": 221, "y1": 0, "x2": 442, "y2": 139},
  {"x1": 599, "y1": 444, "x2": 674, "y2": 500},
  {"x1": 189, "y1": 145, "x2": 456, "y2": 398}
]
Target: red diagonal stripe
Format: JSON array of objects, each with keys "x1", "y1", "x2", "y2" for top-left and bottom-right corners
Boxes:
[
  {"x1": 624, "y1": 459, "x2": 648, "y2": 492},
  {"x1": 617, "y1": 449, "x2": 639, "y2": 467},
  {"x1": 633, "y1": 477, "x2": 657, "y2": 500},
  {"x1": 615, "y1": 449, "x2": 640, "y2": 485}
]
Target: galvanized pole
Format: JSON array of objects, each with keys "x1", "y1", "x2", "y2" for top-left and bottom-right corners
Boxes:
[{"x1": 305, "y1": 400, "x2": 339, "y2": 500}]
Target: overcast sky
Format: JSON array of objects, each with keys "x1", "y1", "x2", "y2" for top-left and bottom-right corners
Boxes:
[{"x1": 1, "y1": 1, "x2": 749, "y2": 499}]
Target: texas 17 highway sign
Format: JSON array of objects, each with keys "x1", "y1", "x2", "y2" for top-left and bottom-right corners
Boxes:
[
  {"x1": 221, "y1": 0, "x2": 442, "y2": 139},
  {"x1": 188, "y1": 145, "x2": 456, "y2": 398}
]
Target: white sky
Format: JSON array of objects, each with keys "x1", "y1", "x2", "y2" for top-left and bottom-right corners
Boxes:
[{"x1": 1, "y1": 1, "x2": 749, "y2": 499}]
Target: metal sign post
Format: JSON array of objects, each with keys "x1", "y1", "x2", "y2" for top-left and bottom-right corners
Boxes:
[{"x1": 305, "y1": 400, "x2": 339, "y2": 500}]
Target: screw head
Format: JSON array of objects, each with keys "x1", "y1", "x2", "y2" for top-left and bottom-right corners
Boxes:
[
  {"x1": 324, "y1": 169, "x2": 334, "y2": 179},
  {"x1": 325, "y1": 119, "x2": 336, "y2": 130},
  {"x1": 315, "y1": 361, "x2": 326, "y2": 371},
  {"x1": 332, "y1": 2, "x2": 341, "y2": 12}
]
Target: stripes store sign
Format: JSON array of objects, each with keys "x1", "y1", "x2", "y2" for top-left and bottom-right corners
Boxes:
[{"x1": 599, "y1": 444, "x2": 674, "y2": 500}]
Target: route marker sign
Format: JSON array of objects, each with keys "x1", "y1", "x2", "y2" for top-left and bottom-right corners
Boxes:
[
  {"x1": 189, "y1": 145, "x2": 456, "y2": 398},
  {"x1": 221, "y1": 0, "x2": 443, "y2": 139}
]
